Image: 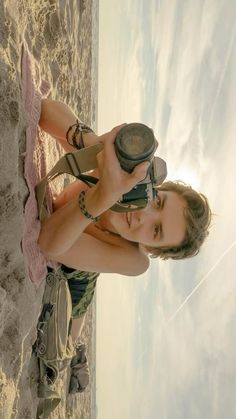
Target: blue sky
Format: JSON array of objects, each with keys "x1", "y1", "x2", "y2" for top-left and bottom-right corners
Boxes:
[{"x1": 96, "y1": 1, "x2": 236, "y2": 418}]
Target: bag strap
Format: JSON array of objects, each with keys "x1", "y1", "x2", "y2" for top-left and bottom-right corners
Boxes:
[
  {"x1": 35, "y1": 144, "x2": 147, "y2": 221},
  {"x1": 35, "y1": 143, "x2": 103, "y2": 221}
]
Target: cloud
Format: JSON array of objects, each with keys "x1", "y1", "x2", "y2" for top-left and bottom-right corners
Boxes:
[
  {"x1": 148, "y1": 1, "x2": 236, "y2": 181},
  {"x1": 97, "y1": 0, "x2": 236, "y2": 418},
  {"x1": 129, "y1": 247, "x2": 236, "y2": 419}
]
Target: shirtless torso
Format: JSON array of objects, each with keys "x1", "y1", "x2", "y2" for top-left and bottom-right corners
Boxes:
[{"x1": 50, "y1": 177, "x2": 149, "y2": 276}]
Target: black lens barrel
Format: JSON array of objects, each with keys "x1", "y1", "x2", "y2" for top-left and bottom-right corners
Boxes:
[{"x1": 115, "y1": 123, "x2": 158, "y2": 172}]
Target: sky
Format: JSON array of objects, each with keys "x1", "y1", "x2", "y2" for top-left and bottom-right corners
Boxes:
[{"x1": 96, "y1": 1, "x2": 236, "y2": 418}]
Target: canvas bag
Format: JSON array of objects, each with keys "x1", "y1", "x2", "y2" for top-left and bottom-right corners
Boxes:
[{"x1": 33, "y1": 269, "x2": 75, "y2": 419}]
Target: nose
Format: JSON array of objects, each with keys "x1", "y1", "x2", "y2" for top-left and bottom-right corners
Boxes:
[{"x1": 134, "y1": 203, "x2": 159, "y2": 225}]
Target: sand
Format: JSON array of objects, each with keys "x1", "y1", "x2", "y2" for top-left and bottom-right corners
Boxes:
[{"x1": 0, "y1": 0, "x2": 97, "y2": 417}]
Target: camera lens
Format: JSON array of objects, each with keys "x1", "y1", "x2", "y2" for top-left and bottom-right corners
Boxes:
[{"x1": 115, "y1": 123, "x2": 158, "y2": 172}]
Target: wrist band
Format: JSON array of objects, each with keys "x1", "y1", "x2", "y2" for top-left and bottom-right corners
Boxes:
[
  {"x1": 78, "y1": 190, "x2": 99, "y2": 222},
  {"x1": 66, "y1": 120, "x2": 95, "y2": 149}
]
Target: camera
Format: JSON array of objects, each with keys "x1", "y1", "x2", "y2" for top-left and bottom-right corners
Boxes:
[
  {"x1": 113, "y1": 123, "x2": 167, "y2": 210},
  {"x1": 35, "y1": 123, "x2": 168, "y2": 221}
]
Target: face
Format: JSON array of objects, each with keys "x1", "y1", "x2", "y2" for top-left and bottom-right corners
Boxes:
[{"x1": 105, "y1": 191, "x2": 187, "y2": 249}]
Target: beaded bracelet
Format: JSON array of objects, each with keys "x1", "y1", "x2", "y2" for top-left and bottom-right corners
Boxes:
[{"x1": 78, "y1": 190, "x2": 99, "y2": 222}]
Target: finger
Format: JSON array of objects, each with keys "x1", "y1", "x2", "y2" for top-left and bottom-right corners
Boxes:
[
  {"x1": 111, "y1": 123, "x2": 127, "y2": 136},
  {"x1": 131, "y1": 161, "x2": 150, "y2": 183},
  {"x1": 99, "y1": 123, "x2": 127, "y2": 145}
]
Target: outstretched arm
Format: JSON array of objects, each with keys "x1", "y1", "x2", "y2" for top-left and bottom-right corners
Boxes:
[{"x1": 39, "y1": 99, "x2": 99, "y2": 152}]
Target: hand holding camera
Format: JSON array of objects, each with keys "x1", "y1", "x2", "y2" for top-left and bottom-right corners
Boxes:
[
  {"x1": 93, "y1": 122, "x2": 167, "y2": 212},
  {"x1": 35, "y1": 122, "x2": 167, "y2": 221},
  {"x1": 94, "y1": 124, "x2": 152, "y2": 209}
]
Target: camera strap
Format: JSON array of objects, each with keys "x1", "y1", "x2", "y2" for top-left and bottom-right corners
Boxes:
[{"x1": 35, "y1": 144, "x2": 147, "y2": 221}]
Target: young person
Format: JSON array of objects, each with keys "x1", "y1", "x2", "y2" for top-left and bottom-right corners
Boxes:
[
  {"x1": 37, "y1": 99, "x2": 211, "y2": 341},
  {"x1": 38, "y1": 99, "x2": 211, "y2": 273}
]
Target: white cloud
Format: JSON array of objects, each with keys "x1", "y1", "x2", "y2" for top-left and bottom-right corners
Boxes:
[
  {"x1": 131, "y1": 246, "x2": 236, "y2": 418},
  {"x1": 97, "y1": 0, "x2": 236, "y2": 418}
]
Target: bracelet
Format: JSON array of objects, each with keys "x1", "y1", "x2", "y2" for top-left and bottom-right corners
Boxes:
[
  {"x1": 78, "y1": 190, "x2": 99, "y2": 222},
  {"x1": 66, "y1": 120, "x2": 95, "y2": 149}
]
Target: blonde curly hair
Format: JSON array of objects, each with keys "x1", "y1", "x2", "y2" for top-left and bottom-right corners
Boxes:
[{"x1": 144, "y1": 181, "x2": 212, "y2": 260}]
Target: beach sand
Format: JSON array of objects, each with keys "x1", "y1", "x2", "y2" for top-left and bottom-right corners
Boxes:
[{"x1": 0, "y1": 0, "x2": 97, "y2": 417}]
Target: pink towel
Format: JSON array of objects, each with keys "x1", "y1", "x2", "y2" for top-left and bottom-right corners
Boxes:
[{"x1": 21, "y1": 46, "x2": 58, "y2": 285}]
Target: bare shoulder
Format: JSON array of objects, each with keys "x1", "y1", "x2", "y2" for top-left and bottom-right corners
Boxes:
[{"x1": 49, "y1": 232, "x2": 150, "y2": 276}]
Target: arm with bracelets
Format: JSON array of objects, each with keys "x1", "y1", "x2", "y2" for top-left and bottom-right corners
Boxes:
[
  {"x1": 37, "y1": 100, "x2": 149, "y2": 263},
  {"x1": 38, "y1": 98, "x2": 100, "y2": 210},
  {"x1": 39, "y1": 98, "x2": 100, "y2": 152}
]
